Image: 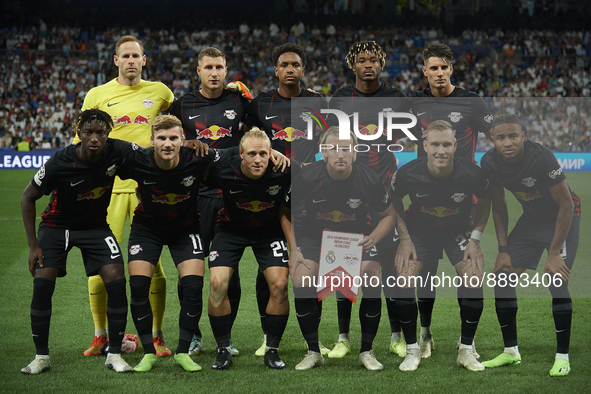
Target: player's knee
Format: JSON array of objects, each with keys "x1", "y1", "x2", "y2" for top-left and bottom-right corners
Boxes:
[
  {"x1": 180, "y1": 275, "x2": 204, "y2": 306},
  {"x1": 269, "y1": 277, "x2": 289, "y2": 300},
  {"x1": 99, "y1": 263, "x2": 125, "y2": 284},
  {"x1": 32, "y1": 278, "x2": 55, "y2": 309},
  {"x1": 130, "y1": 275, "x2": 151, "y2": 304},
  {"x1": 104, "y1": 278, "x2": 127, "y2": 308}
]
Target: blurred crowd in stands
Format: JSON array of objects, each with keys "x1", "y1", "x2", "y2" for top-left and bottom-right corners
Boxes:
[{"x1": 0, "y1": 18, "x2": 590, "y2": 152}]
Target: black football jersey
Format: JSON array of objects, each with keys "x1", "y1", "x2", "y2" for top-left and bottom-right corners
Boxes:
[
  {"x1": 411, "y1": 87, "x2": 492, "y2": 161},
  {"x1": 203, "y1": 155, "x2": 298, "y2": 234},
  {"x1": 244, "y1": 88, "x2": 328, "y2": 163},
  {"x1": 392, "y1": 156, "x2": 489, "y2": 237},
  {"x1": 32, "y1": 139, "x2": 139, "y2": 230},
  {"x1": 481, "y1": 140, "x2": 580, "y2": 222}
]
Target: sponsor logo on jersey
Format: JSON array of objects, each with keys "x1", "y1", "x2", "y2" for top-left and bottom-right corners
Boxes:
[
  {"x1": 357, "y1": 124, "x2": 381, "y2": 136},
  {"x1": 113, "y1": 114, "x2": 151, "y2": 126},
  {"x1": 300, "y1": 112, "x2": 311, "y2": 122},
  {"x1": 142, "y1": 99, "x2": 154, "y2": 108},
  {"x1": 347, "y1": 198, "x2": 362, "y2": 208},
  {"x1": 344, "y1": 253, "x2": 360, "y2": 265},
  {"x1": 420, "y1": 205, "x2": 460, "y2": 217},
  {"x1": 129, "y1": 245, "x2": 143, "y2": 255},
  {"x1": 34, "y1": 165, "x2": 46, "y2": 185},
  {"x1": 196, "y1": 126, "x2": 232, "y2": 140},
  {"x1": 151, "y1": 192, "x2": 191, "y2": 205},
  {"x1": 521, "y1": 177, "x2": 536, "y2": 187},
  {"x1": 448, "y1": 112, "x2": 463, "y2": 123},
  {"x1": 451, "y1": 193, "x2": 467, "y2": 202},
  {"x1": 209, "y1": 251, "x2": 219, "y2": 261},
  {"x1": 513, "y1": 191, "x2": 542, "y2": 202},
  {"x1": 325, "y1": 250, "x2": 336, "y2": 264},
  {"x1": 271, "y1": 127, "x2": 307, "y2": 142},
  {"x1": 224, "y1": 110, "x2": 237, "y2": 120},
  {"x1": 549, "y1": 168, "x2": 563, "y2": 179},
  {"x1": 77, "y1": 186, "x2": 111, "y2": 200},
  {"x1": 181, "y1": 176, "x2": 196, "y2": 187},
  {"x1": 316, "y1": 210, "x2": 356, "y2": 222},
  {"x1": 235, "y1": 200, "x2": 275, "y2": 212},
  {"x1": 106, "y1": 164, "x2": 117, "y2": 177},
  {"x1": 267, "y1": 185, "x2": 281, "y2": 195}
]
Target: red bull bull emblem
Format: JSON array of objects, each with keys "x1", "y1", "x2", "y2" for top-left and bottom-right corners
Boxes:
[
  {"x1": 420, "y1": 206, "x2": 460, "y2": 217},
  {"x1": 521, "y1": 177, "x2": 536, "y2": 187},
  {"x1": 129, "y1": 245, "x2": 143, "y2": 255},
  {"x1": 451, "y1": 193, "x2": 467, "y2": 203},
  {"x1": 197, "y1": 126, "x2": 233, "y2": 140},
  {"x1": 113, "y1": 115, "x2": 132, "y2": 126},
  {"x1": 77, "y1": 186, "x2": 111, "y2": 201},
  {"x1": 181, "y1": 176, "x2": 195, "y2": 187},
  {"x1": 133, "y1": 114, "x2": 150, "y2": 124},
  {"x1": 106, "y1": 164, "x2": 117, "y2": 177},
  {"x1": 224, "y1": 110, "x2": 237, "y2": 120},
  {"x1": 151, "y1": 192, "x2": 191, "y2": 205},
  {"x1": 316, "y1": 210, "x2": 356, "y2": 222},
  {"x1": 142, "y1": 99, "x2": 154, "y2": 108},
  {"x1": 209, "y1": 251, "x2": 219, "y2": 261},
  {"x1": 272, "y1": 127, "x2": 307, "y2": 142},
  {"x1": 448, "y1": 112, "x2": 463, "y2": 123},
  {"x1": 358, "y1": 124, "x2": 380, "y2": 136},
  {"x1": 196, "y1": 128, "x2": 214, "y2": 139},
  {"x1": 514, "y1": 191, "x2": 542, "y2": 202},
  {"x1": 344, "y1": 253, "x2": 360, "y2": 266},
  {"x1": 347, "y1": 198, "x2": 361, "y2": 208},
  {"x1": 235, "y1": 200, "x2": 274, "y2": 212},
  {"x1": 266, "y1": 185, "x2": 281, "y2": 195}
]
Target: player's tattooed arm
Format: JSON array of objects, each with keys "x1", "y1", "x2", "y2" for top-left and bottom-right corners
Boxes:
[
  {"x1": 21, "y1": 182, "x2": 44, "y2": 276},
  {"x1": 544, "y1": 180, "x2": 574, "y2": 281},
  {"x1": 392, "y1": 195, "x2": 417, "y2": 274}
]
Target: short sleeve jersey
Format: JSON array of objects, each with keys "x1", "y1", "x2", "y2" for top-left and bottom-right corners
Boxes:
[
  {"x1": 244, "y1": 88, "x2": 327, "y2": 163},
  {"x1": 481, "y1": 140, "x2": 581, "y2": 222},
  {"x1": 411, "y1": 87, "x2": 493, "y2": 161},
  {"x1": 32, "y1": 139, "x2": 139, "y2": 230},
  {"x1": 330, "y1": 83, "x2": 412, "y2": 185},
  {"x1": 169, "y1": 89, "x2": 249, "y2": 198},
  {"x1": 204, "y1": 156, "x2": 298, "y2": 235},
  {"x1": 80, "y1": 78, "x2": 175, "y2": 193},
  {"x1": 117, "y1": 146, "x2": 235, "y2": 233},
  {"x1": 295, "y1": 161, "x2": 391, "y2": 240},
  {"x1": 392, "y1": 156, "x2": 490, "y2": 237}
]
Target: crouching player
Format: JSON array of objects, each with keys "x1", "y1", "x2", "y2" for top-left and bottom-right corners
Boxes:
[
  {"x1": 21, "y1": 109, "x2": 136, "y2": 374},
  {"x1": 290, "y1": 126, "x2": 397, "y2": 371},
  {"x1": 117, "y1": 115, "x2": 236, "y2": 372},
  {"x1": 392, "y1": 120, "x2": 490, "y2": 372},
  {"x1": 204, "y1": 128, "x2": 294, "y2": 370}
]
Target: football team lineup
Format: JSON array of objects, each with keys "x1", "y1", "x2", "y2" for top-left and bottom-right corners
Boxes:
[{"x1": 11, "y1": 34, "x2": 582, "y2": 383}]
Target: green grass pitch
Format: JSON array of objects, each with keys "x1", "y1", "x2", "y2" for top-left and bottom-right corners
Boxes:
[{"x1": 1, "y1": 169, "x2": 589, "y2": 393}]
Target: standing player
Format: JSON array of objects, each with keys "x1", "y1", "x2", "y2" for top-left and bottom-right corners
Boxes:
[
  {"x1": 204, "y1": 128, "x2": 294, "y2": 370},
  {"x1": 21, "y1": 110, "x2": 136, "y2": 374},
  {"x1": 170, "y1": 47, "x2": 250, "y2": 357},
  {"x1": 291, "y1": 127, "x2": 397, "y2": 371},
  {"x1": 80, "y1": 35, "x2": 175, "y2": 357},
  {"x1": 327, "y1": 40, "x2": 411, "y2": 359},
  {"x1": 392, "y1": 120, "x2": 490, "y2": 372},
  {"x1": 480, "y1": 114, "x2": 580, "y2": 377},
  {"x1": 117, "y1": 115, "x2": 234, "y2": 372},
  {"x1": 244, "y1": 43, "x2": 328, "y2": 356},
  {"x1": 410, "y1": 43, "x2": 493, "y2": 358}
]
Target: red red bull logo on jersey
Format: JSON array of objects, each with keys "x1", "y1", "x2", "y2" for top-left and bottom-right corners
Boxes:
[
  {"x1": 271, "y1": 127, "x2": 307, "y2": 142},
  {"x1": 316, "y1": 210, "x2": 356, "y2": 222},
  {"x1": 235, "y1": 200, "x2": 274, "y2": 212},
  {"x1": 451, "y1": 193, "x2": 467, "y2": 203},
  {"x1": 129, "y1": 245, "x2": 143, "y2": 255},
  {"x1": 106, "y1": 164, "x2": 117, "y2": 177},
  {"x1": 113, "y1": 114, "x2": 151, "y2": 126},
  {"x1": 181, "y1": 176, "x2": 196, "y2": 187},
  {"x1": 420, "y1": 206, "x2": 460, "y2": 217},
  {"x1": 151, "y1": 192, "x2": 191, "y2": 205},
  {"x1": 513, "y1": 191, "x2": 542, "y2": 202},
  {"x1": 448, "y1": 112, "x2": 463, "y2": 123},
  {"x1": 347, "y1": 198, "x2": 362, "y2": 208},
  {"x1": 209, "y1": 251, "x2": 219, "y2": 261},
  {"x1": 77, "y1": 186, "x2": 111, "y2": 201},
  {"x1": 266, "y1": 185, "x2": 281, "y2": 195},
  {"x1": 224, "y1": 110, "x2": 237, "y2": 120},
  {"x1": 142, "y1": 99, "x2": 154, "y2": 108},
  {"x1": 521, "y1": 177, "x2": 536, "y2": 187},
  {"x1": 196, "y1": 126, "x2": 233, "y2": 140}
]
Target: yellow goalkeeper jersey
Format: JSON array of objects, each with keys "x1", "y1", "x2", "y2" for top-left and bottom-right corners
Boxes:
[{"x1": 78, "y1": 78, "x2": 175, "y2": 193}]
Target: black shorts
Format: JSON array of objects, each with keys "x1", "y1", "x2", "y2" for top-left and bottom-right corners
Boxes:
[
  {"x1": 371, "y1": 206, "x2": 400, "y2": 251},
  {"x1": 208, "y1": 232, "x2": 289, "y2": 270},
  {"x1": 198, "y1": 196, "x2": 225, "y2": 256},
  {"x1": 36, "y1": 226, "x2": 124, "y2": 277},
  {"x1": 298, "y1": 235, "x2": 379, "y2": 263},
  {"x1": 508, "y1": 215, "x2": 580, "y2": 270},
  {"x1": 409, "y1": 229, "x2": 473, "y2": 272},
  {"x1": 128, "y1": 225, "x2": 205, "y2": 267}
]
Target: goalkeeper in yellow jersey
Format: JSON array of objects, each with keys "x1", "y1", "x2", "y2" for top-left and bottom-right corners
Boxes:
[{"x1": 79, "y1": 35, "x2": 175, "y2": 357}]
